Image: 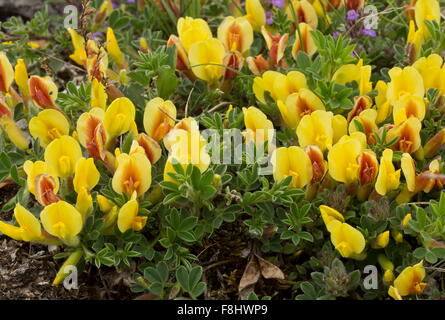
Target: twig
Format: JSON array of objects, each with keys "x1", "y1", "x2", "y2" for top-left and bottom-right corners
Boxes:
[
  {"x1": 158, "y1": 106, "x2": 178, "y2": 122},
  {"x1": 207, "y1": 101, "x2": 232, "y2": 113},
  {"x1": 184, "y1": 87, "x2": 194, "y2": 118},
  {"x1": 204, "y1": 259, "x2": 233, "y2": 271}
]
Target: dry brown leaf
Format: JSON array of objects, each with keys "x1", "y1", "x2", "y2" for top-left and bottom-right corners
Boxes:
[
  {"x1": 238, "y1": 255, "x2": 261, "y2": 292},
  {"x1": 255, "y1": 254, "x2": 285, "y2": 280}
]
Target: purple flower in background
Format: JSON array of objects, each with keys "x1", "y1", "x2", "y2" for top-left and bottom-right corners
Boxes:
[
  {"x1": 272, "y1": 0, "x2": 285, "y2": 7},
  {"x1": 92, "y1": 32, "x2": 103, "y2": 40},
  {"x1": 266, "y1": 11, "x2": 275, "y2": 25},
  {"x1": 333, "y1": 31, "x2": 340, "y2": 38},
  {"x1": 361, "y1": 29, "x2": 377, "y2": 37},
  {"x1": 111, "y1": 0, "x2": 119, "y2": 9},
  {"x1": 347, "y1": 10, "x2": 360, "y2": 21},
  {"x1": 127, "y1": 0, "x2": 136, "y2": 3}
]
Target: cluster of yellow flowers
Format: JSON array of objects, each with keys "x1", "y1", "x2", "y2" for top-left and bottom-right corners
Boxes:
[
  {"x1": 0, "y1": 35, "x2": 211, "y2": 274},
  {"x1": 164, "y1": 0, "x2": 326, "y2": 85},
  {"x1": 252, "y1": 55, "x2": 445, "y2": 202}
]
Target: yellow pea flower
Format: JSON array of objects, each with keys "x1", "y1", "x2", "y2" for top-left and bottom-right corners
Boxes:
[
  {"x1": 392, "y1": 229, "x2": 404, "y2": 243},
  {"x1": 76, "y1": 187, "x2": 93, "y2": 219},
  {"x1": 386, "y1": 66, "x2": 424, "y2": 105},
  {"x1": 332, "y1": 114, "x2": 348, "y2": 144},
  {"x1": 327, "y1": 134, "x2": 363, "y2": 184},
  {"x1": 117, "y1": 192, "x2": 147, "y2": 233},
  {"x1": 386, "y1": 117, "x2": 422, "y2": 154},
  {"x1": 371, "y1": 230, "x2": 390, "y2": 249},
  {"x1": 86, "y1": 39, "x2": 109, "y2": 81},
  {"x1": 73, "y1": 158, "x2": 100, "y2": 193},
  {"x1": 286, "y1": 0, "x2": 318, "y2": 30},
  {"x1": 106, "y1": 27, "x2": 128, "y2": 70},
  {"x1": 375, "y1": 149, "x2": 401, "y2": 196},
  {"x1": 319, "y1": 205, "x2": 345, "y2": 232},
  {"x1": 243, "y1": 106, "x2": 274, "y2": 146},
  {"x1": 29, "y1": 109, "x2": 69, "y2": 147},
  {"x1": 390, "y1": 261, "x2": 427, "y2": 299},
  {"x1": 384, "y1": 270, "x2": 395, "y2": 284},
  {"x1": 40, "y1": 201, "x2": 83, "y2": 245},
  {"x1": 402, "y1": 213, "x2": 413, "y2": 228},
  {"x1": 261, "y1": 26, "x2": 289, "y2": 67},
  {"x1": 273, "y1": 71, "x2": 308, "y2": 102},
  {"x1": 224, "y1": 51, "x2": 246, "y2": 81},
  {"x1": 246, "y1": 54, "x2": 269, "y2": 76},
  {"x1": 163, "y1": 117, "x2": 201, "y2": 150},
  {"x1": 332, "y1": 59, "x2": 372, "y2": 96},
  {"x1": 163, "y1": 126, "x2": 210, "y2": 183},
  {"x1": 375, "y1": 80, "x2": 392, "y2": 124},
  {"x1": 112, "y1": 151, "x2": 152, "y2": 197},
  {"x1": 139, "y1": 37, "x2": 149, "y2": 53},
  {"x1": 415, "y1": 0, "x2": 440, "y2": 30},
  {"x1": 143, "y1": 97, "x2": 177, "y2": 141},
  {"x1": 407, "y1": 20, "x2": 426, "y2": 60},
  {"x1": 188, "y1": 38, "x2": 226, "y2": 84},
  {"x1": 328, "y1": 219, "x2": 366, "y2": 259},
  {"x1": 97, "y1": 195, "x2": 114, "y2": 214},
  {"x1": 28, "y1": 75, "x2": 59, "y2": 110},
  {"x1": 277, "y1": 88, "x2": 325, "y2": 129},
  {"x1": 67, "y1": 28, "x2": 87, "y2": 67},
  {"x1": 271, "y1": 146, "x2": 313, "y2": 189},
  {"x1": 393, "y1": 95, "x2": 425, "y2": 125},
  {"x1": 14, "y1": 58, "x2": 30, "y2": 98},
  {"x1": 412, "y1": 53, "x2": 443, "y2": 91},
  {"x1": 91, "y1": 78, "x2": 107, "y2": 109},
  {"x1": 292, "y1": 22, "x2": 317, "y2": 58},
  {"x1": 94, "y1": 0, "x2": 113, "y2": 26},
  {"x1": 0, "y1": 100, "x2": 29, "y2": 150},
  {"x1": 252, "y1": 70, "x2": 283, "y2": 103},
  {"x1": 177, "y1": 17, "x2": 212, "y2": 52},
  {"x1": 167, "y1": 35, "x2": 191, "y2": 71},
  {"x1": 136, "y1": 133, "x2": 162, "y2": 164},
  {"x1": 244, "y1": 0, "x2": 266, "y2": 31},
  {"x1": 401, "y1": 153, "x2": 416, "y2": 192},
  {"x1": 164, "y1": 119, "x2": 210, "y2": 174},
  {"x1": 0, "y1": 204, "x2": 42, "y2": 242},
  {"x1": 44, "y1": 135, "x2": 83, "y2": 179},
  {"x1": 305, "y1": 145, "x2": 327, "y2": 184},
  {"x1": 23, "y1": 160, "x2": 60, "y2": 199},
  {"x1": 347, "y1": 95, "x2": 373, "y2": 123},
  {"x1": 310, "y1": 0, "x2": 330, "y2": 25},
  {"x1": 104, "y1": 97, "x2": 136, "y2": 142},
  {"x1": 218, "y1": 16, "x2": 253, "y2": 54},
  {"x1": 297, "y1": 110, "x2": 333, "y2": 151},
  {"x1": 348, "y1": 109, "x2": 378, "y2": 145},
  {"x1": 77, "y1": 108, "x2": 107, "y2": 160},
  {"x1": 0, "y1": 51, "x2": 14, "y2": 94},
  {"x1": 378, "y1": 254, "x2": 395, "y2": 283},
  {"x1": 357, "y1": 150, "x2": 379, "y2": 186}
]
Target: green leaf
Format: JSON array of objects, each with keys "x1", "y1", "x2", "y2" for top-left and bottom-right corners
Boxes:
[
  {"x1": 298, "y1": 231, "x2": 314, "y2": 242},
  {"x1": 425, "y1": 251, "x2": 438, "y2": 264},
  {"x1": 176, "y1": 266, "x2": 190, "y2": 291},
  {"x1": 156, "y1": 66, "x2": 178, "y2": 99},
  {"x1": 188, "y1": 266, "x2": 203, "y2": 291}
]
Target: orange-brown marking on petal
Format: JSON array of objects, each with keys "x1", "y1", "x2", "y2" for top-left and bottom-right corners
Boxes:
[
  {"x1": 35, "y1": 174, "x2": 60, "y2": 206},
  {"x1": 29, "y1": 77, "x2": 56, "y2": 108}
]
